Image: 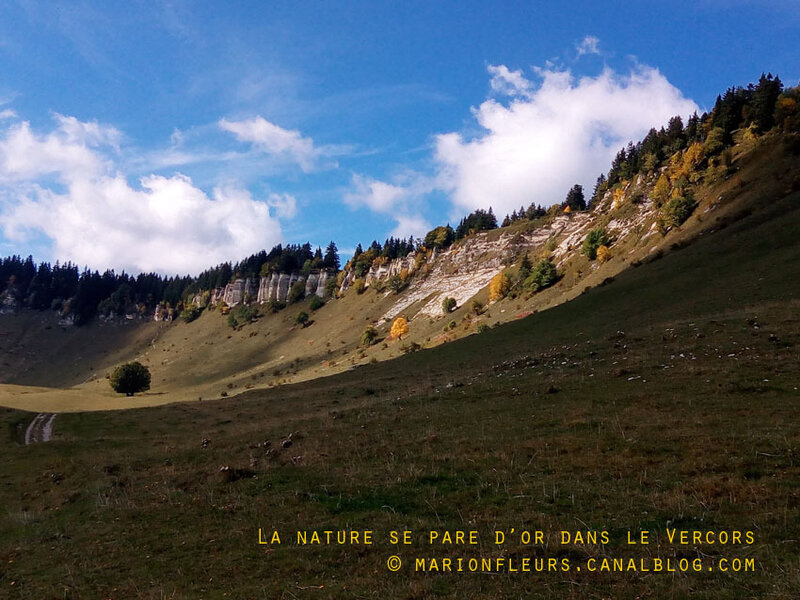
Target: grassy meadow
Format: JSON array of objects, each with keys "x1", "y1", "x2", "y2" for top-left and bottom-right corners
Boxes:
[{"x1": 1, "y1": 175, "x2": 799, "y2": 598}]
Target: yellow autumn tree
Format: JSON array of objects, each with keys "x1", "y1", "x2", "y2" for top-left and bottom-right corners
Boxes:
[
  {"x1": 651, "y1": 173, "x2": 671, "y2": 207},
  {"x1": 488, "y1": 272, "x2": 510, "y2": 302},
  {"x1": 390, "y1": 317, "x2": 409, "y2": 340},
  {"x1": 596, "y1": 245, "x2": 611, "y2": 263}
]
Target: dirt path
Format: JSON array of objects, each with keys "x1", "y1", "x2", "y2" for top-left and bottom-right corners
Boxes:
[{"x1": 25, "y1": 413, "x2": 55, "y2": 444}]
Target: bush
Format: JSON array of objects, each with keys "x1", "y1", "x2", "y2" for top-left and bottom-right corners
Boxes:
[
  {"x1": 325, "y1": 277, "x2": 339, "y2": 297},
  {"x1": 110, "y1": 361, "x2": 151, "y2": 396},
  {"x1": 471, "y1": 300, "x2": 485, "y2": 315},
  {"x1": 180, "y1": 305, "x2": 202, "y2": 323},
  {"x1": 523, "y1": 259, "x2": 558, "y2": 291},
  {"x1": 265, "y1": 299, "x2": 286, "y2": 313},
  {"x1": 582, "y1": 227, "x2": 610, "y2": 260},
  {"x1": 442, "y1": 297, "x2": 456, "y2": 313},
  {"x1": 657, "y1": 195, "x2": 697, "y2": 234},
  {"x1": 287, "y1": 280, "x2": 306, "y2": 304},
  {"x1": 477, "y1": 323, "x2": 490, "y2": 333},
  {"x1": 295, "y1": 311, "x2": 310, "y2": 327},
  {"x1": 361, "y1": 326, "x2": 378, "y2": 346},
  {"x1": 227, "y1": 304, "x2": 259, "y2": 329},
  {"x1": 309, "y1": 295, "x2": 325, "y2": 311},
  {"x1": 388, "y1": 274, "x2": 407, "y2": 294},
  {"x1": 596, "y1": 245, "x2": 611, "y2": 264},
  {"x1": 354, "y1": 278, "x2": 366, "y2": 294},
  {"x1": 400, "y1": 342, "x2": 422, "y2": 354}
]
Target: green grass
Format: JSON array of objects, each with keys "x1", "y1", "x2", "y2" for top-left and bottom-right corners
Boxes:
[
  {"x1": 1, "y1": 136, "x2": 800, "y2": 597},
  {"x1": 0, "y1": 175, "x2": 799, "y2": 597}
]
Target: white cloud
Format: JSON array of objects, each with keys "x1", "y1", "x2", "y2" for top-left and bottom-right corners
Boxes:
[
  {"x1": 266, "y1": 192, "x2": 297, "y2": 219},
  {"x1": 345, "y1": 174, "x2": 409, "y2": 213},
  {"x1": 0, "y1": 120, "x2": 109, "y2": 182},
  {"x1": 435, "y1": 64, "x2": 698, "y2": 217},
  {"x1": 219, "y1": 116, "x2": 320, "y2": 172},
  {"x1": 344, "y1": 173, "x2": 432, "y2": 239},
  {"x1": 0, "y1": 115, "x2": 287, "y2": 274},
  {"x1": 390, "y1": 214, "x2": 431, "y2": 239},
  {"x1": 488, "y1": 65, "x2": 531, "y2": 97},
  {"x1": 0, "y1": 109, "x2": 17, "y2": 120},
  {"x1": 576, "y1": 35, "x2": 600, "y2": 57}
]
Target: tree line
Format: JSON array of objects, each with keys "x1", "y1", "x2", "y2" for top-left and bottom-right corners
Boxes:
[{"x1": 2, "y1": 74, "x2": 796, "y2": 325}]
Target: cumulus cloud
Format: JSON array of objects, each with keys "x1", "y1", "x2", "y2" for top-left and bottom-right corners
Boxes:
[
  {"x1": 435, "y1": 64, "x2": 698, "y2": 216},
  {"x1": 488, "y1": 65, "x2": 532, "y2": 97},
  {"x1": 219, "y1": 116, "x2": 320, "y2": 172},
  {"x1": 576, "y1": 35, "x2": 600, "y2": 57},
  {"x1": 0, "y1": 115, "x2": 286, "y2": 274},
  {"x1": 344, "y1": 173, "x2": 432, "y2": 238}
]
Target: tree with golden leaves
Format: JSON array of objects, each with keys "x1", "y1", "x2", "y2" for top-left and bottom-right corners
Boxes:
[
  {"x1": 488, "y1": 272, "x2": 510, "y2": 302},
  {"x1": 651, "y1": 173, "x2": 671, "y2": 207},
  {"x1": 390, "y1": 317, "x2": 409, "y2": 340},
  {"x1": 596, "y1": 245, "x2": 611, "y2": 263}
]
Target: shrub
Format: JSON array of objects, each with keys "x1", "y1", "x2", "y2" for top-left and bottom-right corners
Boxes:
[
  {"x1": 295, "y1": 311, "x2": 310, "y2": 327},
  {"x1": 354, "y1": 278, "x2": 366, "y2": 294},
  {"x1": 596, "y1": 245, "x2": 611, "y2": 264},
  {"x1": 325, "y1": 277, "x2": 339, "y2": 297},
  {"x1": 523, "y1": 259, "x2": 558, "y2": 291},
  {"x1": 442, "y1": 297, "x2": 456, "y2": 313},
  {"x1": 361, "y1": 326, "x2": 378, "y2": 346},
  {"x1": 309, "y1": 295, "x2": 325, "y2": 311},
  {"x1": 388, "y1": 274, "x2": 407, "y2": 294},
  {"x1": 265, "y1": 299, "x2": 286, "y2": 313},
  {"x1": 582, "y1": 227, "x2": 610, "y2": 260},
  {"x1": 390, "y1": 317, "x2": 409, "y2": 339},
  {"x1": 227, "y1": 304, "x2": 259, "y2": 329},
  {"x1": 447, "y1": 320, "x2": 457, "y2": 331},
  {"x1": 287, "y1": 280, "x2": 306, "y2": 304},
  {"x1": 477, "y1": 323, "x2": 490, "y2": 333},
  {"x1": 657, "y1": 195, "x2": 697, "y2": 234},
  {"x1": 180, "y1": 305, "x2": 202, "y2": 323},
  {"x1": 471, "y1": 299, "x2": 485, "y2": 315},
  {"x1": 400, "y1": 342, "x2": 421, "y2": 354},
  {"x1": 110, "y1": 361, "x2": 151, "y2": 396}
]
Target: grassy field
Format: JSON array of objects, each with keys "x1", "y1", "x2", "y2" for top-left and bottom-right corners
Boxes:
[{"x1": 1, "y1": 168, "x2": 799, "y2": 598}]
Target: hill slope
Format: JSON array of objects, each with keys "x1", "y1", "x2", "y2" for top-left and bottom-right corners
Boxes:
[
  {"x1": 0, "y1": 132, "x2": 798, "y2": 412},
  {"x1": 1, "y1": 141, "x2": 799, "y2": 597}
]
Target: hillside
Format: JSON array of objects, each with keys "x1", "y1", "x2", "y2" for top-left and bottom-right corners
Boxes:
[
  {"x1": 1, "y1": 129, "x2": 798, "y2": 412},
  {"x1": 1, "y1": 136, "x2": 799, "y2": 597}
]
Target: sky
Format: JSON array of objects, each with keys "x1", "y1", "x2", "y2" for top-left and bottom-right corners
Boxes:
[{"x1": 0, "y1": 0, "x2": 797, "y2": 275}]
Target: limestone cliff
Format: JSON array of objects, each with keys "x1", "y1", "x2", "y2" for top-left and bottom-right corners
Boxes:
[{"x1": 192, "y1": 270, "x2": 333, "y2": 312}]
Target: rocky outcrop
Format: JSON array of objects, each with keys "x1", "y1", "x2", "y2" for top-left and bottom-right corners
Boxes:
[
  {"x1": 221, "y1": 278, "x2": 259, "y2": 306},
  {"x1": 192, "y1": 271, "x2": 332, "y2": 313}
]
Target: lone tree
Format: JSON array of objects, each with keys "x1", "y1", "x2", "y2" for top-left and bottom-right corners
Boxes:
[
  {"x1": 390, "y1": 317, "x2": 409, "y2": 340},
  {"x1": 110, "y1": 361, "x2": 151, "y2": 396}
]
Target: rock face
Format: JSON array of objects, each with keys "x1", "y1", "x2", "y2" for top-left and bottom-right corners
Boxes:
[
  {"x1": 336, "y1": 206, "x2": 612, "y2": 323},
  {"x1": 194, "y1": 271, "x2": 332, "y2": 313}
]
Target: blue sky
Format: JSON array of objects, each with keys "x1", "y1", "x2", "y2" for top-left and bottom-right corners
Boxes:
[{"x1": 0, "y1": 0, "x2": 797, "y2": 274}]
